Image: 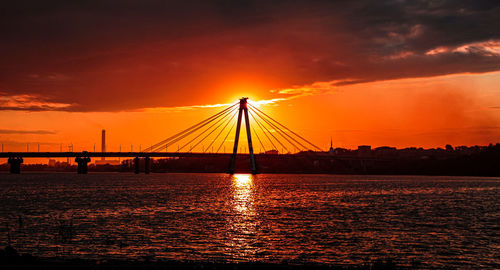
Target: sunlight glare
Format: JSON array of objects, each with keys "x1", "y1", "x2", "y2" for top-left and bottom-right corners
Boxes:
[
  {"x1": 233, "y1": 174, "x2": 252, "y2": 187},
  {"x1": 232, "y1": 174, "x2": 254, "y2": 214}
]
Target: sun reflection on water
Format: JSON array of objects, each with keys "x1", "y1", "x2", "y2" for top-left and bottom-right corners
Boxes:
[
  {"x1": 234, "y1": 174, "x2": 252, "y2": 185},
  {"x1": 226, "y1": 174, "x2": 258, "y2": 259},
  {"x1": 232, "y1": 174, "x2": 254, "y2": 215}
]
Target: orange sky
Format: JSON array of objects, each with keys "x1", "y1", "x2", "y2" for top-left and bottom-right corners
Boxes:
[
  {"x1": 1, "y1": 1, "x2": 500, "y2": 163},
  {"x1": 1, "y1": 71, "x2": 499, "y2": 164}
]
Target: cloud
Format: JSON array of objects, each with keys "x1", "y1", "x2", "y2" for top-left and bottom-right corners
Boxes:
[
  {"x1": 426, "y1": 40, "x2": 500, "y2": 56},
  {"x1": 252, "y1": 98, "x2": 288, "y2": 106},
  {"x1": 0, "y1": 92, "x2": 73, "y2": 111},
  {"x1": 0, "y1": 129, "x2": 56, "y2": 135},
  {"x1": 273, "y1": 81, "x2": 341, "y2": 96},
  {"x1": 0, "y1": 0, "x2": 498, "y2": 111},
  {"x1": 144, "y1": 98, "x2": 291, "y2": 111},
  {"x1": 144, "y1": 102, "x2": 236, "y2": 112}
]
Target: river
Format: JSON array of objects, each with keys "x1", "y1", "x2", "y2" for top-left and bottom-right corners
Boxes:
[{"x1": 0, "y1": 173, "x2": 498, "y2": 268}]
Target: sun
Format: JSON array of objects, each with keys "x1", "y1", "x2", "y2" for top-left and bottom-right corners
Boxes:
[{"x1": 226, "y1": 95, "x2": 263, "y2": 109}]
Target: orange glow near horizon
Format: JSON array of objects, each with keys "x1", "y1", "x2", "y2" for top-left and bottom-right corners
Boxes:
[{"x1": 1, "y1": 72, "x2": 500, "y2": 164}]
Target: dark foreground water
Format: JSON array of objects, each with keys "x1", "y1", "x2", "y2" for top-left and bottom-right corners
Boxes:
[{"x1": 0, "y1": 173, "x2": 498, "y2": 268}]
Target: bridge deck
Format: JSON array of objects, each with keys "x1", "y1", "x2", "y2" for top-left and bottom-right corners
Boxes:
[
  {"x1": 0, "y1": 152, "x2": 297, "y2": 158},
  {"x1": 0, "y1": 152, "x2": 385, "y2": 162},
  {"x1": 0, "y1": 152, "x2": 235, "y2": 158}
]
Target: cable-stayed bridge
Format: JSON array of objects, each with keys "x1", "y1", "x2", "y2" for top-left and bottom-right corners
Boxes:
[{"x1": 1, "y1": 98, "x2": 322, "y2": 174}]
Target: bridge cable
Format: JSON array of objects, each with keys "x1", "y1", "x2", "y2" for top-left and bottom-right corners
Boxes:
[
  {"x1": 144, "y1": 102, "x2": 238, "y2": 152},
  {"x1": 145, "y1": 103, "x2": 237, "y2": 152},
  {"x1": 153, "y1": 103, "x2": 237, "y2": 152},
  {"x1": 248, "y1": 103, "x2": 322, "y2": 151},
  {"x1": 249, "y1": 110, "x2": 288, "y2": 153},
  {"x1": 187, "y1": 108, "x2": 239, "y2": 152},
  {"x1": 216, "y1": 119, "x2": 237, "y2": 154},
  {"x1": 249, "y1": 106, "x2": 304, "y2": 152},
  {"x1": 177, "y1": 106, "x2": 238, "y2": 152},
  {"x1": 249, "y1": 106, "x2": 308, "y2": 151},
  {"x1": 249, "y1": 104, "x2": 311, "y2": 152},
  {"x1": 250, "y1": 109, "x2": 294, "y2": 153},
  {"x1": 158, "y1": 105, "x2": 237, "y2": 152},
  {"x1": 248, "y1": 110, "x2": 279, "y2": 152},
  {"x1": 252, "y1": 125, "x2": 266, "y2": 153},
  {"x1": 204, "y1": 109, "x2": 238, "y2": 153}
]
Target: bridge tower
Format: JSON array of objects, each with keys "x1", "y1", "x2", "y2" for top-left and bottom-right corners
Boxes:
[{"x1": 229, "y1": 97, "x2": 257, "y2": 174}]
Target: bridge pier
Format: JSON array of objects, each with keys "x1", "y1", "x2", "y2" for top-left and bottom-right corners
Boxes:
[
  {"x1": 133, "y1": 157, "x2": 150, "y2": 174},
  {"x1": 75, "y1": 157, "x2": 91, "y2": 174},
  {"x1": 134, "y1": 157, "x2": 140, "y2": 174},
  {"x1": 145, "y1": 157, "x2": 150, "y2": 174},
  {"x1": 8, "y1": 157, "x2": 23, "y2": 174}
]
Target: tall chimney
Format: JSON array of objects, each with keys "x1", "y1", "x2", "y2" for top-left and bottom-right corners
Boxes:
[{"x1": 101, "y1": 129, "x2": 106, "y2": 160}]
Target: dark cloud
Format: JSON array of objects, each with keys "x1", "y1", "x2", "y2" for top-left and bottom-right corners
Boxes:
[
  {"x1": 0, "y1": 0, "x2": 499, "y2": 111},
  {"x1": 0, "y1": 106, "x2": 72, "y2": 111}
]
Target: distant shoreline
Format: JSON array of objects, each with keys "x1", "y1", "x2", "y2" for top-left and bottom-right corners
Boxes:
[{"x1": 2, "y1": 143, "x2": 499, "y2": 176}]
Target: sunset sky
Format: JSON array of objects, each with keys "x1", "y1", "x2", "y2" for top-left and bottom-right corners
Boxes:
[{"x1": 1, "y1": 0, "x2": 499, "y2": 160}]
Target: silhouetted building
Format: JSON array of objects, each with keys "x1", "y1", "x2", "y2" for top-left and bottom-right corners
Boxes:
[
  {"x1": 265, "y1": 150, "x2": 279, "y2": 154},
  {"x1": 334, "y1": 147, "x2": 350, "y2": 155},
  {"x1": 358, "y1": 145, "x2": 371, "y2": 157},
  {"x1": 329, "y1": 137, "x2": 334, "y2": 155},
  {"x1": 48, "y1": 159, "x2": 56, "y2": 167},
  {"x1": 374, "y1": 146, "x2": 397, "y2": 157},
  {"x1": 101, "y1": 129, "x2": 106, "y2": 161},
  {"x1": 95, "y1": 129, "x2": 120, "y2": 165},
  {"x1": 95, "y1": 160, "x2": 121, "y2": 165}
]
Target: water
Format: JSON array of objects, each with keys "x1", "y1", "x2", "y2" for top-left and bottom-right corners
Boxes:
[{"x1": 0, "y1": 173, "x2": 498, "y2": 268}]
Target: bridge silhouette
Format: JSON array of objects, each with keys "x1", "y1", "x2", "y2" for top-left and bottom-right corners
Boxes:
[{"x1": 1, "y1": 98, "x2": 321, "y2": 174}]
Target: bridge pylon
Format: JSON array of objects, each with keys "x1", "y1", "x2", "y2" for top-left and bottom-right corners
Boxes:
[{"x1": 228, "y1": 97, "x2": 257, "y2": 174}]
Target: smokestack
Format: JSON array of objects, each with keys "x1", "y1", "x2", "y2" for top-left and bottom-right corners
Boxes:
[{"x1": 101, "y1": 129, "x2": 106, "y2": 160}]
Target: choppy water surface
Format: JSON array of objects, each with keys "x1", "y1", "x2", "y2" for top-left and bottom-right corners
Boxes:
[{"x1": 0, "y1": 173, "x2": 498, "y2": 268}]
